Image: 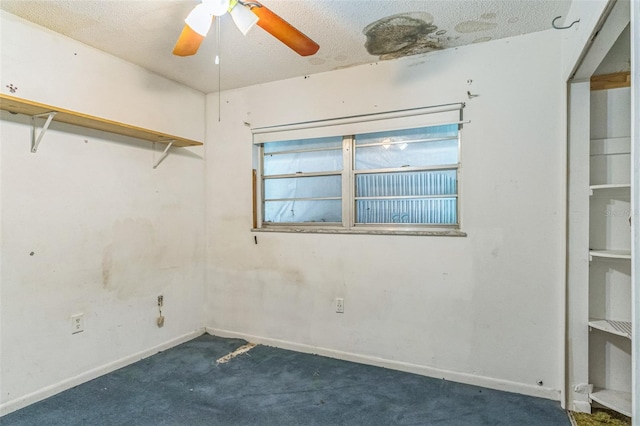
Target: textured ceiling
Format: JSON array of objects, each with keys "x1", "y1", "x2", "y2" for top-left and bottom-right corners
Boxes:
[{"x1": 0, "y1": 0, "x2": 572, "y2": 93}]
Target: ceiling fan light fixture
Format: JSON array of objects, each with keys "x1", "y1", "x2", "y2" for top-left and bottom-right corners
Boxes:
[
  {"x1": 173, "y1": 0, "x2": 319, "y2": 58},
  {"x1": 230, "y1": 4, "x2": 259, "y2": 35},
  {"x1": 185, "y1": 4, "x2": 213, "y2": 36},
  {"x1": 202, "y1": 0, "x2": 231, "y2": 17}
]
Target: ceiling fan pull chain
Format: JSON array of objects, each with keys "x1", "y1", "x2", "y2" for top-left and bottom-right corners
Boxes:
[{"x1": 217, "y1": 18, "x2": 221, "y2": 121}]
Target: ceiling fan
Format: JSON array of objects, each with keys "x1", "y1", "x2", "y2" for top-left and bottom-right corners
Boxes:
[{"x1": 173, "y1": 0, "x2": 320, "y2": 57}]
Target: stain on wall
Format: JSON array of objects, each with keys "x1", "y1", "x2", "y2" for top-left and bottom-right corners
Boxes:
[
  {"x1": 102, "y1": 245, "x2": 113, "y2": 289},
  {"x1": 101, "y1": 218, "x2": 163, "y2": 300},
  {"x1": 363, "y1": 12, "x2": 443, "y2": 60},
  {"x1": 473, "y1": 36, "x2": 492, "y2": 43}
]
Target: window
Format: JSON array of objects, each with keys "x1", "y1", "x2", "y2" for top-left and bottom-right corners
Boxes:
[
  {"x1": 255, "y1": 104, "x2": 464, "y2": 234},
  {"x1": 263, "y1": 136, "x2": 343, "y2": 224},
  {"x1": 354, "y1": 124, "x2": 459, "y2": 226}
]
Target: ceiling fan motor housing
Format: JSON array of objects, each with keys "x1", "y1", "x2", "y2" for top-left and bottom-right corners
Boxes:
[{"x1": 202, "y1": 0, "x2": 231, "y2": 17}]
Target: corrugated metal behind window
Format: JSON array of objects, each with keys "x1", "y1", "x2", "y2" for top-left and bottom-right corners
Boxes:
[{"x1": 355, "y1": 171, "x2": 457, "y2": 224}]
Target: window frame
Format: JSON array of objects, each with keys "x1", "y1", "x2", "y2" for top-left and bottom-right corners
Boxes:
[
  {"x1": 257, "y1": 124, "x2": 463, "y2": 235},
  {"x1": 253, "y1": 103, "x2": 467, "y2": 236}
]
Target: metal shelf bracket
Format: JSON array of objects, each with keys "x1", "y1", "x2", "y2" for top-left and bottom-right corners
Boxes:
[
  {"x1": 153, "y1": 140, "x2": 175, "y2": 169},
  {"x1": 31, "y1": 111, "x2": 57, "y2": 153}
]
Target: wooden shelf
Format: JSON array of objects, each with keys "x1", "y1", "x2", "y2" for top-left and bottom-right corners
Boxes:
[
  {"x1": 589, "y1": 250, "x2": 631, "y2": 260},
  {"x1": 590, "y1": 388, "x2": 632, "y2": 417},
  {"x1": 589, "y1": 319, "x2": 632, "y2": 339},
  {"x1": 0, "y1": 94, "x2": 202, "y2": 147},
  {"x1": 591, "y1": 71, "x2": 631, "y2": 91}
]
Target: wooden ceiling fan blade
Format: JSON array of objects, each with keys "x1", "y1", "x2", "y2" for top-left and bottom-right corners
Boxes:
[
  {"x1": 251, "y1": 2, "x2": 319, "y2": 56},
  {"x1": 173, "y1": 24, "x2": 206, "y2": 56},
  {"x1": 173, "y1": 5, "x2": 216, "y2": 57}
]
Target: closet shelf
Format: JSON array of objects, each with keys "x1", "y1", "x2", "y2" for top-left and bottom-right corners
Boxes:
[
  {"x1": 589, "y1": 137, "x2": 630, "y2": 156},
  {"x1": 589, "y1": 183, "x2": 631, "y2": 191},
  {"x1": 590, "y1": 71, "x2": 631, "y2": 91},
  {"x1": 588, "y1": 319, "x2": 632, "y2": 339},
  {"x1": 0, "y1": 94, "x2": 203, "y2": 147},
  {"x1": 590, "y1": 136, "x2": 631, "y2": 143},
  {"x1": 589, "y1": 250, "x2": 631, "y2": 260},
  {"x1": 590, "y1": 388, "x2": 632, "y2": 417}
]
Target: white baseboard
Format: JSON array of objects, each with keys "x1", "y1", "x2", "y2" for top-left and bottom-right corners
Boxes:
[
  {"x1": 571, "y1": 400, "x2": 592, "y2": 413},
  {"x1": 0, "y1": 329, "x2": 205, "y2": 417},
  {"x1": 206, "y1": 327, "x2": 561, "y2": 401}
]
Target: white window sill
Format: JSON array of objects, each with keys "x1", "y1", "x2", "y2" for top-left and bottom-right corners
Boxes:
[{"x1": 252, "y1": 227, "x2": 467, "y2": 237}]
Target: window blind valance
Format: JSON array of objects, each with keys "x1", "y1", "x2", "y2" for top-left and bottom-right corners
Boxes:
[{"x1": 252, "y1": 103, "x2": 465, "y2": 144}]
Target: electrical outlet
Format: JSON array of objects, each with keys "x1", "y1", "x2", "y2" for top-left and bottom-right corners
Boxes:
[
  {"x1": 71, "y1": 314, "x2": 84, "y2": 334},
  {"x1": 335, "y1": 298, "x2": 344, "y2": 313},
  {"x1": 157, "y1": 295, "x2": 163, "y2": 307}
]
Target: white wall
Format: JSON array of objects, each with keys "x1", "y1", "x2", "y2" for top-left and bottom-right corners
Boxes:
[
  {"x1": 205, "y1": 29, "x2": 566, "y2": 400},
  {"x1": 0, "y1": 12, "x2": 206, "y2": 414},
  {"x1": 0, "y1": 11, "x2": 204, "y2": 142}
]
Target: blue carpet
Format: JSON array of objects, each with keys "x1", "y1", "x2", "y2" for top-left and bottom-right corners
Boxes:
[{"x1": 2, "y1": 334, "x2": 570, "y2": 425}]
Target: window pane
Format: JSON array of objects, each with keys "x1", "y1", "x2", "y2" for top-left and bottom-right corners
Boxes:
[
  {"x1": 264, "y1": 136, "x2": 342, "y2": 154},
  {"x1": 356, "y1": 170, "x2": 456, "y2": 197},
  {"x1": 355, "y1": 139, "x2": 457, "y2": 170},
  {"x1": 356, "y1": 124, "x2": 458, "y2": 146},
  {"x1": 264, "y1": 175, "x2": 342, "y2": 200},
  {"x1": 264, "y1": 200, "x2": 342, "y2": 223},
  {"x1": 264, "y1": 150, "x2": 342, "y2": 175},
  {"x1": 356, "y1": 198, "x2": 457, "y2": 224},
  {"x1": 355, "y1": 124, "x2": 458, "y2": 170}
]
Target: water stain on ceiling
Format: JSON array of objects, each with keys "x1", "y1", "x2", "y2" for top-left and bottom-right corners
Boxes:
[
  {"x1": 364, "y1": 11, "x2": 503, "y2": 60},
  {"x1": 363, "y1": 12, "x2": 443, "y2": 60},
  {"x1": 454, "y1": 20, "x2": 498, "y2": 33}
]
